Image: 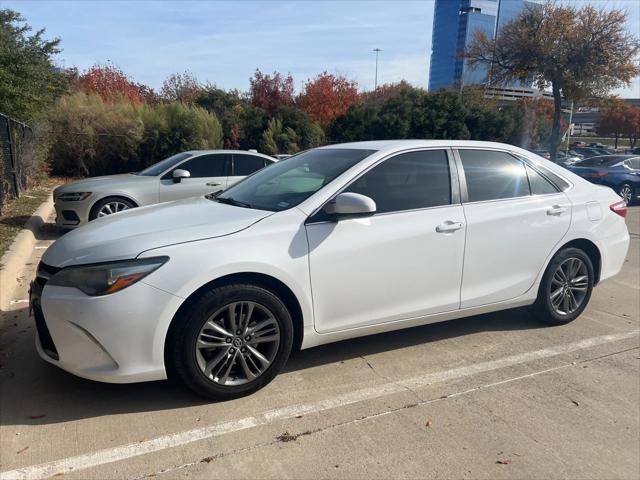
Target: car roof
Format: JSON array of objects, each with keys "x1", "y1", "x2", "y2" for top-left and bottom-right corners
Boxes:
[
  {"x1": 183, "y1": 150, "x2": 275, "y2": 160},
  {"x1": 319, "y1": 139, "x2": 535, "y2": 154}
]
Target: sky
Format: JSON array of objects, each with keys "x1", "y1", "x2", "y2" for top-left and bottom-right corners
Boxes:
[{"x1": 3, "y1": 0, "x2": 640, "y2": 97}]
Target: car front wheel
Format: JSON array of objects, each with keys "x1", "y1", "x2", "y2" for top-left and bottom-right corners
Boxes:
[
  {"x1": 166, "y1": 284, "x2": 294, "y2": 400},
  {"x1": 89, "y1": 196, "x2": 136, "y2": 220},
  {"x1": 532, "y1": 247, "x2": 594, "y2": 325}
]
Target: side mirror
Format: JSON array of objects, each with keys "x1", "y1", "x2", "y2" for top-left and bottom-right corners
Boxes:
[
  {"x1": 323, "y1": 192, "x2": 376, "y2": 219},
  {"x1": 172, "y1": 169, "x2": 190, "y2": 183}
]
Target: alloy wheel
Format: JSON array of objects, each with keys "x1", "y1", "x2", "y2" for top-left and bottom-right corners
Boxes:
[
  {"x1": 549, "y1": 257, "x2": 589, "y2": 316},
  {"x1": 97, "y1": 201, "x2": 131, "y2": 217},
  {"x1": 619, "y1": 185, "x2": 632, "y2": 205},
  {"x1": 195, "y1": 301, "x2": 281, "y2": 386}
]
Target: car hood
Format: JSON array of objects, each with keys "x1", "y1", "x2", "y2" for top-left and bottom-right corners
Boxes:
[
  {"x1": 53, "y1": 174, "x2": 151, "y2": 196},
  {"x1": 43, "y1": 196, "x2": 274, "y2": 267}
]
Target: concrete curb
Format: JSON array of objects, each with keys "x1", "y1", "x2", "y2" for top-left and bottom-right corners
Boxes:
[{"x1": 0, "y1": 195, "x2": 55, "y2": 310}]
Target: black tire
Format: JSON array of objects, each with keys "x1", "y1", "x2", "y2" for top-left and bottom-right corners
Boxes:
[
  {"x1": 618, "y1": 183, "x2": 634, "y2": 206},
  {"x1": 166, "y1": 284, "x2": 294, "y2": 400},
  {"x1": 89, "y1": 196, "x2": 136, "y2": 221},
  {"x1": 531, "y1": 247, "x2": 594, "y2": 325}
]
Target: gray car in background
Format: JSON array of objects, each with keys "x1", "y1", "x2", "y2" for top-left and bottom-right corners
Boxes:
[{"x1": 53, "y1": 150, "x2": 275, "y2": 228}]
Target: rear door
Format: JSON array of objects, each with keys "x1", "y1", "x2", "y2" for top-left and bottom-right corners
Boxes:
[
  {"x1": 158, "y1": 153, "x2": 230, "y2": 202},
  {"x1": 227, "y1": 154, "x2": 272, "y2": 188},
  {"x1": 455, "y1": 148, "x2": 571, "y2": 308}
]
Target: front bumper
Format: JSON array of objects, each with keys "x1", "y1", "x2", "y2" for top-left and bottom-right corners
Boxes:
[
  {"x1": 32, "y1": 266, "x2": 184, "y2": 383},
  {"x1": 54, "y1": 198, "x2": 93, "y2": 228}
]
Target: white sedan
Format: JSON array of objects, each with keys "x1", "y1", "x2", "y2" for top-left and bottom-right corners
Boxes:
[{"x1": 32, "y1": 140, "x2": 630, "y2": 399}]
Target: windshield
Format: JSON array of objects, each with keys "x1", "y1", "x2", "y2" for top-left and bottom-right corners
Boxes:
[
  {"x1": 136, "y1": 152, "x2": 193, "y2": 176},
  {"x1": 215, "y1": 148, "x2": 377, "y2": 211}
]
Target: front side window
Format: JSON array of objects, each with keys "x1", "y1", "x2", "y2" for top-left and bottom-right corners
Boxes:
[
  {"x1": 344, "y1": 149, "x2": 451, "y2": 213},
  {"x1": 459, "y1": 149, "x2": 529, "y2": 202},
  {"x1": 179, "y1": 154, "x2": 229, "y2": 178},
  {"x1": 215, "y1": 148, "x2": 376, "y2": 211},
  {"x1": 234, "y1": 154, "x2": 266, "y2": 176}
]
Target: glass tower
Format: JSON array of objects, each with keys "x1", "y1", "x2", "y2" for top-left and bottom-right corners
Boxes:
[{"x1": 428, "y1": 0, "x2": 532, "y2": 91}]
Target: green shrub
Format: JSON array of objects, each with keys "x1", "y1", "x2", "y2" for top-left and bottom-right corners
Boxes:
[{"x1": 46, "y1": 93, "x2": 223, "y2": 176}]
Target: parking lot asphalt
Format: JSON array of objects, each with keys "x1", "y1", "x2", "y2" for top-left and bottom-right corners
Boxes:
[{"x1": 0, "y1": 208, "x2": 638, "y2": 480}]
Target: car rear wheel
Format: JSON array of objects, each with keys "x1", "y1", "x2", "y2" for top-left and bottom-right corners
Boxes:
[
  {"x1": 531, "y1": 247, "x2": 594, "y2": 325},
  {"x1": 618, "y1": 183, "x2": 634, "y2": 205},
  {"x1": 89, "y1": 196, "x2": 136, "y2": 220},
  {"x1": 166, "y1": 284, "x2": 294, "y2": 400}
]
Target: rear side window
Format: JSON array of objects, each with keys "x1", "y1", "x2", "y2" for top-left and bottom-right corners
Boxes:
[
  {"x1": 234, "y1": 154, "x2": 266, "y2": 176},
  {"x1": 345, "y1": 149, "x2": 451, "y2": 213},
  {"x1": 526, "y1": 165, "x2": 558, "y2": 195},
  {"x1": 178, "y1": 154, "x2": 229, "y2": 178},
  {"x1": 459, "y1": 150, "x2": 529, "y2": 202}
]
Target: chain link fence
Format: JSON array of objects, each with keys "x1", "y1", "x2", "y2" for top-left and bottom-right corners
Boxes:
[{"x1": 1, "y1": 113, "x2": 34, "y2": 213}]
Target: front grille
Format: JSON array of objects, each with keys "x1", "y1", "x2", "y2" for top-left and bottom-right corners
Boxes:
[{"x1": 33, "y1": 262, "x2": 62, "y2": 360}]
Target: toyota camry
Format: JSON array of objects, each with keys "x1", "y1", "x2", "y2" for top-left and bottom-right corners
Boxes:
[{"x1": 32, "y1": 141, "x2": 630, "y2": 399}]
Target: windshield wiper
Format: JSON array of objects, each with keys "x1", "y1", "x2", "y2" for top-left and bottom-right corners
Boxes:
[{"x1": 214, "y1": 196, "x2": 252, "y2": 208}]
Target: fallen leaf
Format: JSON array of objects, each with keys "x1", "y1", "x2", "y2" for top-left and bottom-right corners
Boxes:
[
  {"x1": 496, "y1": 459, "x2": 511, "y2": 465},
  {"x1": 426, "y1": 420, "x2": 432, "y2": 427},
  {"x1": 571, "y1": 400, "x2": 580, "y2": 406},
  {"x1": 17, "y1": 446, "x2": 29, "y2": 455}
]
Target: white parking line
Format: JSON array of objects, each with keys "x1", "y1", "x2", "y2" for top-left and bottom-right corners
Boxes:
[{"x1": 1, "y1": 329, "x2": 638, "y2": 480}]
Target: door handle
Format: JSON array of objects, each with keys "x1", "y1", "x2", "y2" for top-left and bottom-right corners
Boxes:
[
  {"x1": 547, "y1": 205, "x2": 567, "y2": 216},
  {"x1": 436, "y1": 221, "x2": 464, "y2": 233},
  {"x1": 206, "y1": 182, "x2": 221, "y2": 187}
]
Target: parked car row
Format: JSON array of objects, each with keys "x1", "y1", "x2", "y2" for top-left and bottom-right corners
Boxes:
[
  {"x1": 34, "y1": 140, "x2": 629, "y2": 400},
  {"x1": 53, "y1": 150, "x2": 276, "y2": 227},
  {"x1": 565, "y1": 155, "x2": 640, "y2": 205}
]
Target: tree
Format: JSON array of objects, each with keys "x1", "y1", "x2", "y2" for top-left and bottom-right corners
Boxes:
[
  {"x1": 249, "y1": 69, "x2": 294, "y2": 114},
  {"x1": 75, "y1": 63, "x2": 145, "y2": 104},
  {"x1": 259, "y1": 118, "x2": 299, "y2": 155},
  {"x1": 622, "y1": 106, "x2": 640, "y2": 149},
  {"x1": 0, "y1": 9, "x2": 69, "y2": 120},
  {"x1": 297, "y1": 72, "x2": 358, "y2": 128},
  {"x1": 598, "y1": 98, "x2": 627, "y2": 149},
  {"x1": 466, "y1": 2, "x2": 640, "y2": 160},
  {"x1": 161, "y1": 71, "x2": 201, "y2": 103}
]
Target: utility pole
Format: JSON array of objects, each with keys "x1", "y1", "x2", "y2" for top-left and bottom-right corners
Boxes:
[{"x1": 373, "y1": 48, "x2": 381, "y2": 90}]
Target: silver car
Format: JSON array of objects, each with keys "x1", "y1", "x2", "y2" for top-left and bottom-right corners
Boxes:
[{"x1": 53, "y1": 150, "x2": 275, "y2": 228}]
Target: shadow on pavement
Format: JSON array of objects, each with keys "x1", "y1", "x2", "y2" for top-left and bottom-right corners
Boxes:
[{"x1": 0, "y1": 304, "x2": 543, "y2": 427}]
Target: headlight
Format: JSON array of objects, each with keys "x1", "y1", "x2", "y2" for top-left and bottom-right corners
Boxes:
[
  {"x1": 56, "y1": 192, "x2": 92, "y2": 201},
  {"x1": 48, "y1": 257, "x2": 169, "y2": 296}
]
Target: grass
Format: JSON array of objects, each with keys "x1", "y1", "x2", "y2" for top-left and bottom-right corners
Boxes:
[{"x1": 0, "y1": 177, "x2": 62, "y2": 261}]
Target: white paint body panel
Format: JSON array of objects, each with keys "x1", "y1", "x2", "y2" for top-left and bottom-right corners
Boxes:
[
  {"x1": 38, "y1": 140, "x2": 630, "y2": 383},
  {"x1": 307, "y1": 205, "x2": 466, "y2": 332}
]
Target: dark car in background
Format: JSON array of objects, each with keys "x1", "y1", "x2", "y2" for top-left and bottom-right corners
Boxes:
[
  {"x1": 566, "y1": 155, "x2": 640, "y2": 204},
  {"x1": 572, "y1": 147, "x2": 616, "y2": 158}
]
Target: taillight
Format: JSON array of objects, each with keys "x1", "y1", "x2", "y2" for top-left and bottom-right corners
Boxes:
[{"x1": 610, "y1": 200, "x2": 627, "y2": 218}]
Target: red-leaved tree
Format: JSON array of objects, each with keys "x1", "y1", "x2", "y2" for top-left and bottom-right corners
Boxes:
[
  {"x1": 249, "y1": 69, "x2": 294, "y2": 114},
  {"x1": 160, "y1": 71, "x2": 201, "y2": 104},
  {"x1": 75, "y1": 63, "x2": 144, "y2": 103},
  {"x1": 297, "y1": 72, "x2": 358, "y2": 128}
]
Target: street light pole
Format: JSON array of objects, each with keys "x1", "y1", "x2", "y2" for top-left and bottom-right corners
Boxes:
[{"x1": 373, "y1": 48, "x2": 381, "y2": 90}]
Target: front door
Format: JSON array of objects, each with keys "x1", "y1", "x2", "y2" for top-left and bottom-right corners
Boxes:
[
  {"x1": 306, "y1": 149, "x2": 466, "y2": 333},
  {"x1": 159, "y1": 153, "x2": 230, "y2": 203}
]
